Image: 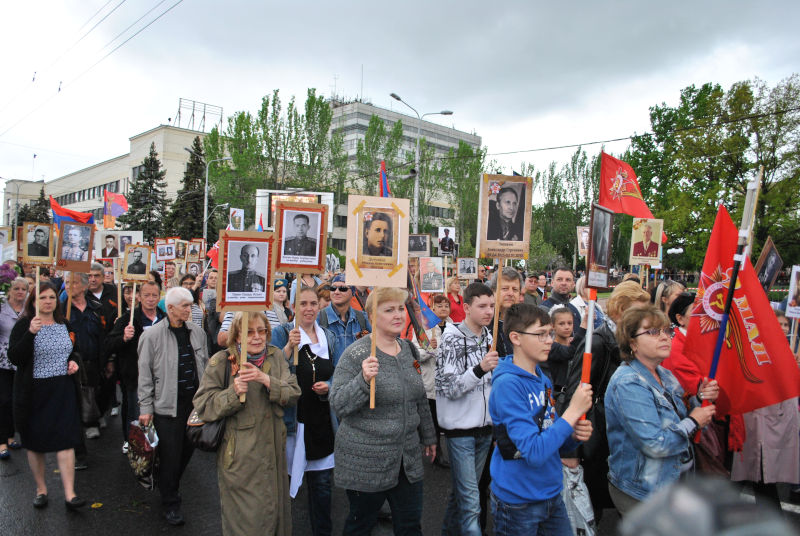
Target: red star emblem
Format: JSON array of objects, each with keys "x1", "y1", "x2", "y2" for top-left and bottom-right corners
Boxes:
[{"x1": 489, "y1": 182, "x2": 501, "y2": 195}]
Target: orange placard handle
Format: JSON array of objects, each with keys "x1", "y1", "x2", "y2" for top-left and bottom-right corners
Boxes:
[{"x1": 580, "y1": 351, "x2": 592, "y2": 420}]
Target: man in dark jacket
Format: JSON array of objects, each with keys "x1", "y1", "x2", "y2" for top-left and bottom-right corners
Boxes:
[
  {"x1": 540, "y1": 267, "x2": 581, "y2": 337},
  {"x1": 105, "y1": 281, "x2": 164, "y2": 453}
]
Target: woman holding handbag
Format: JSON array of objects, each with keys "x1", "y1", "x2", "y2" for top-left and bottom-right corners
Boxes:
[
  {"x1": 8, "y1": 281, "x2": 85, "y2": 510},
  {"x1": 193, "y1": 311, "x2": 300, "y2": 536}
]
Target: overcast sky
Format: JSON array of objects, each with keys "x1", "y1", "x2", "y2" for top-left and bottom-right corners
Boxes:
[{"x1": 1, "y1": 1, "x2": 798, "y2": 190}]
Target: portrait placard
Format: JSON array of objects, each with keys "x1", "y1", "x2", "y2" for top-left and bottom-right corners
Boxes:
[
  {"x1": 122, "y1": 244, "x2": 152, "y2": 282},
  {"x1": 577, "y1": 226, "x2": 589, "y2": 258},
  {"x1": 419, "y1": 257, "x2": 445, "y2": 293},
  {"x1": 457, "y1": 257, "x2": 478, "y2": 280},
  {"x1": 753, "y1": 237, "x2": 782, "y2": 295},
  {"x1": 408, "y1": 234, "x2": 430, "y2": 257},
  {"x1": 186, "y1": 262, "x2": 203, "y2": 278},
  {"x1": 22, "y1": 222, "x2": 55, "y2": 265},
  {"x1": 476, "y1": 174, "x2": 533, "y2": 260},
  {"x1": 186, "y1": 239, "x2": 204, "y2": 263},
  {"x1": 175, "y1": 240, "x2": 188, "y2": 263},
  {"x1": 629, "y1": 218, "x2": 663, "y2": 266},
  {"x1": 218, "y1": 230, "x2": 274, "y2": 312},
  {"x1": 438, "y1": 227, "x2": 456, "y2": 256},
  {"x1": 229, "y1": 208, "x2": 245, "y2": 231},
  {"x1": 587, "y1": 203, "x2": 614, "y2": 290},
  {"x1": 274, "y1": 201, "x2": 328, "y2": 274},
  {"x1": 787, "y1": 265, "x2": 800, "y2": 320},
  {"x1": 154, "y1": 238, "x2": 176, "y2": 261},
  {"x1": 95, "y1": 230, "x2": 144, "y2": 260},
  {"x1": 55, "y1": 221, "x2": 94, "y2": 272},
  {"x1": 0, "y1": 226, "x2": 10, "y2": 246},
  {"x1": 345, "y1": 195, "x2": 409, "y2": 287},
  {"x1": 2, "y1": 242, "x2": 17, "y2": 262}
]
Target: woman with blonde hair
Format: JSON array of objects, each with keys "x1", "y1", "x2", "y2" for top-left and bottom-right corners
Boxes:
[
  {"x1": 445, "y1": 276, "x2": 465, "y2": 323},
  {"x1": 570, "y1": 275, "x2": 608, "y2": 330},
  {"x1": 193, "y1": 311, "x2": 300, "y2": 535},
  {"x1": 653, "y1": 279, "x2": 685, "y2": 314},
  {"x1": 330, "y1": 286, "x2": 436, "y2": 535}
]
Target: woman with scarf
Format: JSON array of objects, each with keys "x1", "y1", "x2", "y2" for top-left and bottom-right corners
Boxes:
[{"x1": 193, "y1": 311, "x2": 300, "y2": 535}]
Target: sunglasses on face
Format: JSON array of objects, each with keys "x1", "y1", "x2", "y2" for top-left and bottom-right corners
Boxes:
[
  {"x1": 632, "y1": 327, "x2": 675, "y2": 338},
  {"x1": 330, "y1": 285, "x2": 350, "y2": 293}
]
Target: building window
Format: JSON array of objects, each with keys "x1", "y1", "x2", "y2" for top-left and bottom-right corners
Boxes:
[
  {"x1": 331, "y1": 238, "x2": 346, "y2": 251},
  {"x1": 132, "y1": 165, "x2": 145, "y2": 181},
  {"x1": 334, "y1": 215, "x2": 347, "y2": 228}
]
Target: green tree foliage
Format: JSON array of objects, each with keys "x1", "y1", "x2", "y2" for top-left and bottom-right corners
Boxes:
[
  {"x1": 444, "y1": 141, "x2": 486, "y2": 257},
  {"x1": 18, "y1": 186, "x2": 52, "y2": 224},
  {"x1": 355, "y1": 115, "x2": 406, "y2": 194},
  {"x1": 117, "y1": 142, "x2": 167, "y2": 243},
  {"x1": 628, "y1": 76, "x2": 800, "y2": 268},
  {"x1": 166, "y1": 136, "x2": 210, "y2": 240}
]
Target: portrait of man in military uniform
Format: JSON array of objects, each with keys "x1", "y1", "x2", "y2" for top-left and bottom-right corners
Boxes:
[
  {"x1": 420, "y1": 257, "x2": 444, "y2": 292},
  {"x1": 226, "y1": 242, "x2": 266, "y2": 296},
  {"x1": 282, "y1": 212, "x2": 318, "y2": 260},
  {"x1": 362, "y1": 212, "x2": 393, "y2": 257}
]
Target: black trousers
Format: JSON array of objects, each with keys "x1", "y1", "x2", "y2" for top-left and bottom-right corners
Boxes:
[
  {"x1": 0, "y1": 369, "x2": 15, "y2": 441},
  {"x1": 154, "y1": 396, "x2": 195, "y2": 511}
]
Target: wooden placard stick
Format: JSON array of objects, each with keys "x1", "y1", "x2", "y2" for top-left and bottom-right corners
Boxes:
[
  {"x1": 369, "y1": 299, "x2": 377, "y2": 410},
  {"x1": 580, "y1": 288, "x2": 597, "y2": 420},
  {"x1": 490, "y1": 260, "x2": 502, "y2": 351},
  {"x1": 443, "y1": 255, "x2": 449, "y2": 282},
  {"x1": 239, "y1": 311, "x2": 248, "y2": 403},
  {"x1": 35, "y1": 266, "x2": 40, "y2": 317},
  {"x1": 791, "y1": 318, "x2": 798, "y2": 357},
  {"x1": 117, "y1": 261, "x2": 123, "y2": 318},
  {"x1": 294, "y1": 282, "x2": 301, "y2": 366},
  {"x1": 66, "y1": 272, "x2": 74, "y2": 321},
  {"x1": 129, "y1": 283, "x2": 136, "y2": 326}
]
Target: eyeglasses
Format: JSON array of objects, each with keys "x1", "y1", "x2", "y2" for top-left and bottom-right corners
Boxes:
[
  {"x1": 513, "y1": 330, "x2": 555, "y2": 342},
  {"x1": 632, "y1": 327, "x2": 674, "y2": 338},
  {"x1": 330, "y1": 285, "x2": 350, "y2": 293},
  {"x1": 247, "y1": 328, "x2": 268, "y2": 338}
]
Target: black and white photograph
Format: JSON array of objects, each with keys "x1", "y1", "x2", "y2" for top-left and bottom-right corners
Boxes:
[
  {"x1": 0, "y1": 226, "x2": 10, "y2": 246},
  {"x1": 23, "y1": 222, "x2": 53, "y2": 262},
  {"x1": 345, "y1": 195, "x2": 409, "y2": 287},
  {"x1": 457, "y1": 257, "x2": 478, "y2": 280},
  {"x1": 438, "y1": 227, "x2": 456, "y2": 256},
  {"x1": 186, "y1": 262, "x2": 202, "y2": 277},
  {"x1": 175, "y1": 239, "x2": 188, "y2": 262},
  {"x1": 408, "y1": 234, "x2": 430, "y2": 257},
  {"x1": 155, "y1": 238, "x2": 176, "y2": 261},
  {"x1": 476, "y1": 174, "x2": 533, "y2": 259},
  {"x1": 420, "y1": 257, "x2": 445, "y2": 292},
  {"x1": 587, "y1": 203, "x2": 614, "y2": 289},
  {"x1": 754, "y1": 236, "x2": 783, "y2": 295},
  {"x1": 100, "y1": 233, "x2": 120, "y2": 258},
  {"x1": 122, "y1": 244, "x2": 151, "y2": 281},
  {"x1": 94, "y1": 230, "x2": 143, "y2": 260},
  {"x1": 56, "y1": 221, "x2": 94, "y2": 272},
  {"x1": 280, "y1": 210, "x2": 320, "y2": 264},
  {"x1": 356, "y1": 207, "x2": 399, "y2": 270},
  {"x1": 187, "y1": 239, "x2": 203, "y2": 263},
  {"x1": 225, "y1": 240, "x2": 268, "y2": 302},
  {"x1": 120, "y1": 235, "x2": 132, "y2": 250}
]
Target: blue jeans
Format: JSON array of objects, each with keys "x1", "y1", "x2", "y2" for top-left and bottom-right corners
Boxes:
[
  {"x1": 490, "y1": 492, "x2": 572, "y2": 536},
  {"x1": 306, "y1": 469, "x2": 332, "y2": 536},
  {"x1": 343, "y1": 466, "x2": 423, "y2": 536},
  {"x1": 442, "y1": 434, "x2": 492, "y2": 536}
]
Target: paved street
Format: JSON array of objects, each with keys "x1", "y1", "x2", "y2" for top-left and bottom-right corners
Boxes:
[{"x1": 2, "y1": 420, "x2": 799, "y2": 535}]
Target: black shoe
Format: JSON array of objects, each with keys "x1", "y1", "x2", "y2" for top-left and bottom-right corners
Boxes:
[
  {"x1": 33, "y1": 494, "x2": 48, "y2": 508},
  {"x1": 65, "y1": 496, "x2": 86, "y2": 510},
  {"x1": 74, "y1": 460, "x2": 88, "y2": 471},
  {"x1": 434, "y1": 457, "x2": 450, "y2": 468},
  {"x1": 164, "y1": 509, "x2": 185, "y2": 526}
]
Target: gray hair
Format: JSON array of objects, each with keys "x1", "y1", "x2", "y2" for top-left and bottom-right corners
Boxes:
[
  {"x1": 74, "y1": 272, "x2": 89, "y2": 285},
  {"x1": 12, "y1": 276, "x2": 29, "y2": 289},
  {"x1": 489, "y1": 266, "x2": 523, "y2": 291},
  {"x1": 91, "y1": 262, "x2": 105, "y2": 273},
  {"x1": 165, "y1": 287, "x2": 193, "y2": 307}
]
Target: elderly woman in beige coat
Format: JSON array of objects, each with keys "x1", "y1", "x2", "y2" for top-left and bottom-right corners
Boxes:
[{"x1": 193, "y1": 311, "x2": 300, "y2": 535}]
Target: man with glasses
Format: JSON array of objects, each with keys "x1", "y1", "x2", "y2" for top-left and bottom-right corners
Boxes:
[
  {"x1": 436, "y1": 282, "x2": 499, "y2": 535},
  {"x1": 317, "y1": 274, "x2": 371, "y2": 366}
]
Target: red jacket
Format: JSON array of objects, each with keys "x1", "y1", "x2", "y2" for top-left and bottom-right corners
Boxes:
[
  {"x1": 661, "y1": 329, "x2": 703, "y2": 395},
  {"x1": 448, "y1": 293, "x2": 465, "y2": 323}
]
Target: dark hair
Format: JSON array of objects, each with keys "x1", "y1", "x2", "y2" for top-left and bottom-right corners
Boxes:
[
  {"x1": 504, "y1": 303, "x2": 551, "y2": 340},
  {"x1": 140, "y1": 280, "x2": 161, "y2": 293},
  {"x1": 431, "y1": 294, "x2": 449, "y2": 306},
  {"x1": 364, "y1": 212, "x2": 393, "y2": 235},
  {"x1": 293, "y1": 213, "x2": 310, "y2": 224},
  {"x1": 616, "y1": 304, "x2": 670, "y2": 362},
  {"x1": 553, "y1": 266, "x2": 574, "y2": 278},
  {"x1": 463, "y1": 282, "x2": 493, "y2": 305},
  {"x1": 549, "y1": 306, "x2": 574, "y2": 323},
  {"x1": 668, "y1": 292, "x2": 695, "y2": 326},
  {"x1": 165, "y1": 261, "x2": 175, "y2": 267},
  {"x1": 497, "y1": 187, "x2": 518, "y2": 203},
  {"x1": 23, "y1": 281, "x2": 66, "y2": 323},
  {"x1": 149, "y1": 270, "x2": 163, "y2": 290},
  {"x1": 180, "y1": 274, "x2": 196, "y2": 286}
]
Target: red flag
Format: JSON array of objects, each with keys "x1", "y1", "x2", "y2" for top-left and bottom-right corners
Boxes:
[
  {"x1": 207, "y1": 240, "x2": 220, "y2": 269},
  {"x1": 598, "y1": 152, "x2": 666, "y2": 243},
  {"x1": 683, "y1": 205, "x2": 800, "y2": 415}
]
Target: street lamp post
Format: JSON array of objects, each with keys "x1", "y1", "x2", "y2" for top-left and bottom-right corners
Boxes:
[
  {"x1": 184, "y1": 148, "x2": 232, "y2": 244},
  {"x1": 389, "y1": 93, "x2": 452, "y2": 233}
]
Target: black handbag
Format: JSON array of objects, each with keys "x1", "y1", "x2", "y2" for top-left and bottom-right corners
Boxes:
[{"x1": 186, "y1": 357, "x2": 230, "y2": 452}]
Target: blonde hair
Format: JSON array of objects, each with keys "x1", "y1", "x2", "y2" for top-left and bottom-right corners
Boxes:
[
  {"x1": 606, "y1": 280, "x2": 650, "y2": 321},
  {"x1": 365, "y1": 287, "x2": 408, "y2": 320},
  {"x1": 654, "y1": 280, "x2": 685, "y2": 313},
  {"x1": 446, "y1": 276, "x2": 461, "y2": 296},
  {"x1": 227, "y1": 311, "x2": 270, "y2": 361}
]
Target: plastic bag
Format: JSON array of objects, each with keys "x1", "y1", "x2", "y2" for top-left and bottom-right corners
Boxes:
[
  {"x1": 562, "y1": 464, "x2": 595, "y2": 536},
  {"x1": 127, "y1": 421, "x2": 159, "y2": 490}
]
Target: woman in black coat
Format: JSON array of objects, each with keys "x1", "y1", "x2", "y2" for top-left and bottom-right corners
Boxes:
[{"x1": 8, "y1": 281, "x2": 85, "y2": 510}]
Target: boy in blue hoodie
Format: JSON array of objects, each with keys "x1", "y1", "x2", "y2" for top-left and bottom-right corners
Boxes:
[{"x1": 489, "y1": 303, "x2": 593, "y2": 535}]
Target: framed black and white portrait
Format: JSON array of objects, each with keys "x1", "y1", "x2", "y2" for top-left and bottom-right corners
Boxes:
[
  {"x1": 408, "y1": 234, "x2": 430, "y2": 257},
  {"x1": 457, "y1": 257, "x2": 478, "y2": 280},
  {"x1": 587, "y1": 203, "x2": 614, "y2": 289},
  {"x1": 56, "y1": 221, "x2": 94, "y2": 272},
  {"x1": 345, "y1": 195, "x2": 409, "y2": 287},
  {"x1": 754, "y1": 237, "x2": 783, "y2": 295},
  {"x1": 122, "y1": 244, "x2": 151, "y2": 282},
  {"x1": 476, "y1": 174, "x2": 533, "y2": 260},
  {"x1": 22, "y1": 222, "x2": 54, "y2": 264},
  {"x1": 218, "y1": 230, "x2": 274, "y2": 311},
  {"x1": 275, "y1": 202, "x2": 328, "y2": 273}
]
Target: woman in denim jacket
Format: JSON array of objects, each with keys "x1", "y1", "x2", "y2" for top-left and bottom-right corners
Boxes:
[{"x1": 605, "y1": 305, "x2": 718, "y2": 515}]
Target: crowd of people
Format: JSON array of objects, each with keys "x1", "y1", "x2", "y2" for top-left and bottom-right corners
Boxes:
[{"x1": 0, "y1": 254, "x2": 798, "y2": 536}]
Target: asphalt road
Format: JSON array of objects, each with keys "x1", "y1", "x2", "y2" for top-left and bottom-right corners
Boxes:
[{"x1": 1, "y1": 421, "x2": 799, "y2": 535}]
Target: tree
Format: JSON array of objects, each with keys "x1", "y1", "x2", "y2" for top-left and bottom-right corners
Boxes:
[
  {"x1": 166, "y1": 136, "x2": 209, "y2": 239},
  {"x1": 18, "y1": 186, "x2": 51, "y2": 224},
  {"x1": 444, "y1": 141, "x2": 486, "y2": 257},
  {"x1": 117, "y1": 142, "x2": 168, "y2": 243}
]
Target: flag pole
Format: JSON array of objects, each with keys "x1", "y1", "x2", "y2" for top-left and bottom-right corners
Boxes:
[{"x1": 491, "y1": 259, "x2": 502, "y2": 352}]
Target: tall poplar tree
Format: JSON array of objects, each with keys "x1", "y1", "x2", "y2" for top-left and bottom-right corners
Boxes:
[
  {"x1": 166, "y1": 136, "x2": 209, "y2": 239},
  {"x1": 117, "y1": 142, "x2": 167, "y2": 243}
]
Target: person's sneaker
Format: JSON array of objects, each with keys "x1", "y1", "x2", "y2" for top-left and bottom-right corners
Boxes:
[
  {"x1": 110, "y1": 406, "x2": 120, "y2": 416},
  {"x1": 121, "y1": 442, "x2": 129, "y2": 455},
  {"x1": 98, "y1": 417, "x2": 107, "y2": 429},
  {"x1": 74, "y1": 460, "x2": 88, "y2": 471},
  {"x1": 164, "y1": 509, "x2": 185, "y2": 526},
  {"x1": 85, "y1": 427, "x2": 100, "y2": 439}
]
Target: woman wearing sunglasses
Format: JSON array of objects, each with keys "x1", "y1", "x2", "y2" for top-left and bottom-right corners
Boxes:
[
  {"x1": 193, "y1": 311, "x2": 300, "y2": 535},
  {"x1": 604, "y1": 304, "x2": 718, "y2": 515}
]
